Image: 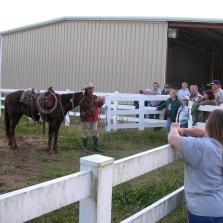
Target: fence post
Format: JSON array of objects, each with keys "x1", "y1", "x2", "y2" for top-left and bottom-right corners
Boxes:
[
  {"x1": 105, "y1": 96, "x2": 111, "y2": 132},
  {"x1": 139, "y1": 97, "x2": 144, "y2": 130},
  {"x1": 113, "y1": 91, "x2": 119, "y2": 131},
  {"x1": 79, "y1": 154, "x2": 114, "y2": 223}
]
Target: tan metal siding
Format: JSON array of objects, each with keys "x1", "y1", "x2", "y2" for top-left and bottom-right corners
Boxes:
[{"x1": 2, "y1": 21, "x2": 168, "y2": 92}]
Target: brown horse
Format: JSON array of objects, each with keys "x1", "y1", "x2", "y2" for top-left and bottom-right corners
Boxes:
[{"x1": 4, "y1": 90, "x2": 84, "y2": 153}]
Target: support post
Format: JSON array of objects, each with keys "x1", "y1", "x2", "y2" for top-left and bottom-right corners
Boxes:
[
  {"x1": 139, "y1": 98, "x2": 144, "y2": 130},
  {"x1": 79, "y1": 155, "x2": 114, "y2": 223}
]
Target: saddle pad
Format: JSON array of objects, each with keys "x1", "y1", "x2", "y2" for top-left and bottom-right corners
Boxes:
[{"x1": 20, "y1": 89, "x2": 39, "y2": 105}]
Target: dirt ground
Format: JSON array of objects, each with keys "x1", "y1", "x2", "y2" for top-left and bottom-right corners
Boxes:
[
  {"x1": 0, "y1": 128, "x2": 100, "y2": 194},
  {"x1": 0, "y1": 131, "x2": 47, "y2": 193}
]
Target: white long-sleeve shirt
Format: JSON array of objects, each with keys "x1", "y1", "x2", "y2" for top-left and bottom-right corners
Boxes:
[{"x1": 176, "y1": 105, "x2": 189, "y2": 125}]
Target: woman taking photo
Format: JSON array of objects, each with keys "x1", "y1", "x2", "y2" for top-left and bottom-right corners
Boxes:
[{"x1": 168, "y1": 109, "x2": 223, "y2": 223}]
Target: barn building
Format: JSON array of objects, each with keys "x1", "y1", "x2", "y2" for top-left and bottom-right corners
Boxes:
[{"x1": 1, "y1": 17, "x2": 223, "y2": 92}]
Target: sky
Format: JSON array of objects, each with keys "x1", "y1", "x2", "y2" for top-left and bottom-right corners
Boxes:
[{"x1": 1, "y1": 0, "x2": 223, "y2": 32}]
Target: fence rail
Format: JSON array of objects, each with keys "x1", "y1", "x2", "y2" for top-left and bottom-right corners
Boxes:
[
  {"x1": 0, "y1": 170, "x2": 92, "y2": 223},
  {"x1": 0, "y1": 145, "x2": 183, "y2": 223},
  {"x1": 120, "y1": 187, "x2": 185, "y2": 223},
  {"x1": 113, "y1": 145, "x2": 181, "y2": 186}
]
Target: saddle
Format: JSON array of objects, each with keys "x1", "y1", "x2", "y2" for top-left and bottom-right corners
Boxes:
[
  {"x1": 20, "y1": 88, "x2": 40, "y2": 121},
  {"x1": 20, "y1": 88, "x2": 39, "y2": 109},
  {"x1": 20, "y1": 88, "x2": 57, "y2": 121}
]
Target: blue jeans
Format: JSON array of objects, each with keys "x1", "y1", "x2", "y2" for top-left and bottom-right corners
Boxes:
[
  {"x1": 180, "y1": 123, "x2": 188, "y2": 128},
  {"x1": 165, "y1": 117, "x2": 172, "y2": 134},
  {"x1": 188, "y1": 212, "x2": 223, "y2": 223}
]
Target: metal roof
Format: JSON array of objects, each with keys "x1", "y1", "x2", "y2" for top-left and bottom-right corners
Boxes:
[{"x1": 1, "y1": 16, "x2": 223, "y2": 35}]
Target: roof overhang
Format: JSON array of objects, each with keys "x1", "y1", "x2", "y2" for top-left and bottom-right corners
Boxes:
[{"x1": 2, "y1": 16, "x2": 223, "y2": 35}]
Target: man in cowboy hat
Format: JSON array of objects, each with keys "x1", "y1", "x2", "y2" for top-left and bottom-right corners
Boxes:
[{"x1": 80, "y1": 82, "x2": 104, "y2": 152}]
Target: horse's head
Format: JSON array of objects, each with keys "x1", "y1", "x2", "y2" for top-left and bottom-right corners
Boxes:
[{"x1": 72, "y1": 91, "x2": 84, "y2": 107}]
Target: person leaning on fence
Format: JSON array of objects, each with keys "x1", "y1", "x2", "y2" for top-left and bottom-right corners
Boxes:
[
  {"x1": 138, "y1": 82, "x2": 161, "y2": 124},
  {"x1": 191, "y1": 90, "x2": 216, "y2": 126},
  {"x1": 156, "y1": 89, "x2": 181, "y2": 134},
  {"x1": 175, "y1": 96, "x2": 189, "y2": 128},
  {"x1": 210, "y1": 80, "x2": 223, "y2": 105},
  {"x1": 168, "y1": 109, "x2": 223, "y2": 223},
  {"x1": 80, "y1": 82, "x2": 104, "y2": 153},
  {"x1": 135, "y1": 82, "x2": 161, "y2": 120}
]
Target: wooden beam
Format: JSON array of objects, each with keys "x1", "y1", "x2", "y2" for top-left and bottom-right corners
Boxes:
[{"x1": 169, "y1": 22, "x2": 223, "y2": 29}]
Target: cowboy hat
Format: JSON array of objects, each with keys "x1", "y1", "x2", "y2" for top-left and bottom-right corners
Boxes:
[{"x1": 83, "y1": 82, "x2": 95, "y2": 90}]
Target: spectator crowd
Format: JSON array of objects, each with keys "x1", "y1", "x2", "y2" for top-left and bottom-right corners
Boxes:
[{"x1": 137, "y1": 80, "x2": 223, "y2": 134}]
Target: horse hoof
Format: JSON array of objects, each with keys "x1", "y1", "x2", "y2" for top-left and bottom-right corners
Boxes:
[
  {"x1": 10, "y1": 145, "x2": 15, "y2": 150},
  {"x1": 48, "y1": 150, "x2": 53, "y2": 155}
]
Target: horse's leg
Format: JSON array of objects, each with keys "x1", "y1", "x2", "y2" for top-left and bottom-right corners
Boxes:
[
  {"x1": 53, "y1": 121, "x2": 62, "y2": 153},
  {"x1": 47, "y1": 121, "x2": 54, "y2": 154},
  {"x1": 9, "y1": 115, "x2": 22, "y2": 150}
]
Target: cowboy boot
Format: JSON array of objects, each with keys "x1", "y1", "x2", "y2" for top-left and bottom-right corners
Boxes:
[
  {"x1": 82, "y1": 137, "x2": 88, "y2": 151},
  {"x1": 93, "y1": 136, "x2": 103, "y2": 153}
]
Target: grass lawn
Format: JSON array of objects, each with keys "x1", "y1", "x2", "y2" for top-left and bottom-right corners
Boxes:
[{"x1": 0, "y1": 116, "x2": 187, "y2": 222}]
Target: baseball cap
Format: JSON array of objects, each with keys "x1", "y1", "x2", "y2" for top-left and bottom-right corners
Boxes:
[{"x1": 210, "y1": 80, "x2": 221, "y2": 85}]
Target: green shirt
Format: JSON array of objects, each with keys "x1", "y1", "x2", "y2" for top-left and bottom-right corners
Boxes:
[{"x1": 157, "y1": 98, "x2": 181, "y2": 122}]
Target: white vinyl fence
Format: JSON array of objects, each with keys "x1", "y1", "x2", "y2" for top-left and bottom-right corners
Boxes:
[
  {"x1": 105, "y1": 93, "x2": 168, "y2": 131},
  {"x1": 0, "y1": 145, "x2": 183, "y2": 223},
  {"x1": 0, "y1": 88, "x2": 168, "y2": 131},
  {"x1": 1, "y1": 88, "x2": 223, "y2": 132}
]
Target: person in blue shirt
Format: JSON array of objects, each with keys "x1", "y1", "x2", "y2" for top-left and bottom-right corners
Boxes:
[
  {"x1": 168, "y1": 109, "x2": 223, "y2": 223},
  {"x1": 178, "y1": 82, "x2": 190, "y2": 99}
]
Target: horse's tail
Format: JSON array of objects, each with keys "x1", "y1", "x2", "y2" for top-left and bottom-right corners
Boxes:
[{"x1": 5, "y1": 106, "x2": 10, "y2": 138}]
